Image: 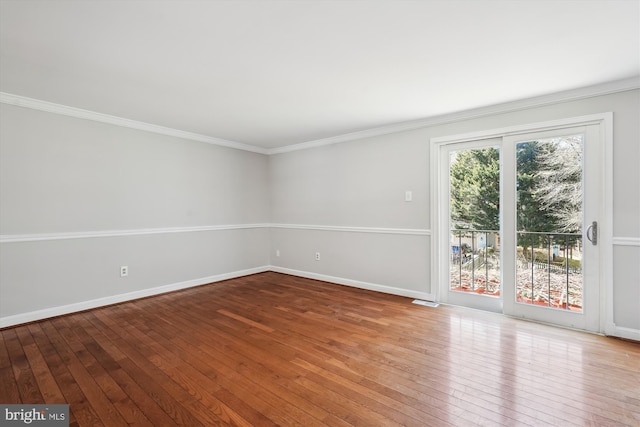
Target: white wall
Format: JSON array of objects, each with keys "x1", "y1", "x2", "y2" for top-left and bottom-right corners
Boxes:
[
  {"x1": 0, "y1": 104, "x2": 270, "y2": 325},
  {"x1": 269, "y1": 129, "x2": 432, "y2": 298},
  {"x1": 2, "y1": 89, "x2": 638, "y2": 338},
  {"x1": 269, "y1": 89, "x2": 640, "y2": 335}
]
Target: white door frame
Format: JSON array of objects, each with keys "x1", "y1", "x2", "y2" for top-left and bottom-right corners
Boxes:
[{"x1": 430, "y1": 113, "x2": 613, "y2": 334}]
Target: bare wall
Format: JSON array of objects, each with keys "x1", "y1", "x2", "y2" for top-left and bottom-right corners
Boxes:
[
  {"x1": 0, "y1": 104, "x2": 270, "y2": 322},
  {"x1": 269, "y1": 89, "x2": 640, "y2": 332},
  {"x1": 2, "y1": 89, "x2": 638, "y2": 335}
]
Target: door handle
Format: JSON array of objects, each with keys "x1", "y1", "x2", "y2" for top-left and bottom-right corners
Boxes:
[{"x1": 586, "y1": 221, "x2": 597, "y2": 246}]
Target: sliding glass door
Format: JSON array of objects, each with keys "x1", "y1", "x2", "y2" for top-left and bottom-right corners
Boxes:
[{"x1": 435, "y1": 123, "x2": 603, "y2": 332}]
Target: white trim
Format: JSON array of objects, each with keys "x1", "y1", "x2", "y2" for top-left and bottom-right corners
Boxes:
[
  {"x1": 0, "y1": 92, "x2": 268, "y2": 155},
  {"x1": 2, "y1": 262, "x2": 632, "y2": 338},
  {"x1": 604, "y1": 325, "x2": 640, "y2": 342},
  {"x1": 430, "y1": 134, "x2": 444, "y2": 304},
  {"x1": 430, "y1": 113, "x2": 612, "y2": 144},
  {"x1": 270, "y1": 266, "x2": 435, "y2": 301},
  {"x1": 0, "y1": 223, "x2": 426, "y2": 243},
  {"x1": 612, "y1": 237, "x2": 640, "y2": 246},
  {"x1": 269, "y1": 77, "x2": 639, "y2": 154},
  {"x1": 602, "y1": 113, "x2": 615, "y2": 337},
  {"x1": 3, "y1": 78, "x2": 637, "y2": 156},
  {"x1": 0, "y1": 223, "x2": 271, "y2": 243},
  {"x1": 270, "y1": 223, "x2": 430, "y2": 236},
  {"x1": 0, "y1": 266, "x2": 270, "y2": 328}
]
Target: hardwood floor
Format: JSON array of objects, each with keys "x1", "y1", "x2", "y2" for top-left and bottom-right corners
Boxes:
[{"x1": 2, "y1": 272, "x2": 639, "y2": 426}]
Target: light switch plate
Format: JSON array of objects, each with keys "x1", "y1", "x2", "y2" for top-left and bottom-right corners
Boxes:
[{"x1": 405, "y1": 190, "x2": 413, "y2": 202}]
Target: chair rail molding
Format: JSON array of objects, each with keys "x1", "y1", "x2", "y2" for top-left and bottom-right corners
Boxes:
[{"x1": 0, "y1": 223, "x2": 271, "y2": 243}]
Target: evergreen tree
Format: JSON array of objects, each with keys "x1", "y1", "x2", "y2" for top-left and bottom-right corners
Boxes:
[
  {"x1": 450, "y1": 147, "x2": 500, "y2": 231},
  {"x1": 516, "y1": 141, "x2": 557, "y2": 233},
  {"x1": 450, "y1": 138, "x2": 582, "y2": 255},
  {"x1": 515, "y1": 141, "x2": 550, "y2": 253}
]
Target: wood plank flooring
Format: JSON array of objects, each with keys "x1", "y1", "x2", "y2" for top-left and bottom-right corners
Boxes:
[{"x1": 2, "y1": 271, "x2": 639, "y2": 426}]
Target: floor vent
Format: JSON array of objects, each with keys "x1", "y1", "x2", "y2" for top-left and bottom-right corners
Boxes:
[{"x1": 412, "y1": 300, "x2": 439, "y2": 308}]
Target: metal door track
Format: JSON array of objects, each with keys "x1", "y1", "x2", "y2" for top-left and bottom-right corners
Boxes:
[{"x1": 412, "y1": 300, "x2": 439, "y2": 308}]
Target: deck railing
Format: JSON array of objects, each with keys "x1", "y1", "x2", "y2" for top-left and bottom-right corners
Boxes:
[
  {"x1": 450, "y1": 229, "x2": 500, "y2": 296},
  {"x1": 516, "y1": 231, "x2": 582, "y2": 311},
  {"x1": 450, "y1": 229, "x2": 583, "y2": 310}
]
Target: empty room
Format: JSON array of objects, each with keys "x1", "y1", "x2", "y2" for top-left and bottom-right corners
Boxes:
[{"x1": 1, "y1": 0, "x2": 639, "y2": 426}]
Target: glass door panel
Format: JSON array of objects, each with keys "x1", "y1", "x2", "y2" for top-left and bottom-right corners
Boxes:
[
  {"x1": 441, "y1": 140, "x2": 503, "y2": 313},
  {"x1": 515, "y1": 135, "x2": 584, "y2": 312},
  {"x1": 503, "y1": 125, "x2": 601, "y2": 332}
]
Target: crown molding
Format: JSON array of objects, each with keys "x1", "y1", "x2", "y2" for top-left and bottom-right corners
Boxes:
[
  {"x1": 0, "y1": 92, "x2": 269, "y2": 155},
  {"x1": 3, "y1": 77, "x2": 638, "y2": 156},
  {"x1": 267, "y1": 77, "x2": 640, "y2": 154}
]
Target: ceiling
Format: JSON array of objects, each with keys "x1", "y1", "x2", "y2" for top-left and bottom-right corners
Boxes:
[{"x1": 1, "y1": 0, "x2": 639, "y2": 150}]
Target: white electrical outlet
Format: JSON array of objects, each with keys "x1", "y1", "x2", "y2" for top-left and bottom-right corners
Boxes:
[
  {"x1": 120, "y1": 266, "x2": 128, "y2": 277},
  {"x1": 276, "y1": 249, "x2": 280, "y2": 257},
  {"x1": 315, "y1": 252, "x2": 320, "y2": 261}
]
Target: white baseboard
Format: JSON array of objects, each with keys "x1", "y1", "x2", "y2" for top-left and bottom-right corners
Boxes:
[
  {"x1": 605, "y1": 323, "x2": 640, "y2": 341},
  {"x1": 270, "y1": 266, "x2": 435, "y2": 301},
  {"x1": 6, "y1": 265, "x2": 633, "y2": 341},
  {"x1": 0, "y1": 265, "x2": 431, "y2": 328},
  {"x1": 0, "y1": 266, "x2": 270, "y2": 328}
]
